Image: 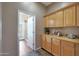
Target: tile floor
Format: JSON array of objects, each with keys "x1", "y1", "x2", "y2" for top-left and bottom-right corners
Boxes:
[{"x1": 19, "y1": 40, "x2": 53, "y2": 56}]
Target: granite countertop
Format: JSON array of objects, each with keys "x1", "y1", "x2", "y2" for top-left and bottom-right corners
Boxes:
[{"x1": 45, "y1": 34, "x2": 79, "y2": 44}]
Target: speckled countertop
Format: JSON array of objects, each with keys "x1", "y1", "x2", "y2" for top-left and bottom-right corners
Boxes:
[{"x1": 45, "y1": 34, "x2": 79, "y2": 44}]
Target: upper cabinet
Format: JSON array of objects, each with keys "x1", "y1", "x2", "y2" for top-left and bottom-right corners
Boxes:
[
  {"x1": 77, "y1": 4, "x2": 79, "y2": 26},
  {"x1": 44, "y1": 16, "x2": 48, "y2": 27},
  {"x1": 64, "y1": 5, "x2": 76, "y2": 26},
  {"x1": 44, "y1": 10, "x2": 63, "y2": 27},
  {"x1": 44, "y1": 13, "x2": 56, "y2": 27},
  {"x1": 44, "y1": 4, "x2": 79, "y2": 27},
  {"x1": 49, "y1": 14, "x2": 56, "y2": 27},
  {"x1": 56, "y1": 10, "x2": 64, "y2": 27}
]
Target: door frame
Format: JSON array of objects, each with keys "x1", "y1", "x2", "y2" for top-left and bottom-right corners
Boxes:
[{"x1": 17, "y1": 9, "x2": 36, "y2": 56}]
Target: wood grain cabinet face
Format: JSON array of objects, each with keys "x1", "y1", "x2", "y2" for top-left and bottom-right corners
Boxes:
[
  {"x1": 64, "y1": 5, "x2": 76, "y2": 26},
  {"x1": 41, "y1": 35, "x2": 46, "y2": 49},
  {"x1": 52, "y1": 38, "x2": 61, "y2": 56},
  {"x1": 44, "y1": 17, "x2": 49, "y2": 27},
  {"x1": 44, "y1": 13, "x2": 56, "y2": 27},
  {"x1": 44, "y1": 16, "x2": 54, "y2": 27},
  {"x1": 75, "y1": 44, "x2": 79, "y2": 56},
  {"x1": 77, "y1": 4, "x2": 79, "y2": 26},
  {"x1": 45, "y1": 35, "x2": 52, "y2": 53},
  {"x1": 50, "y1": 14, "x2": 56, "y2": 27},
  {"x1": 61, "y1": 41, "x2": 75, "y2": 56},
  {"x1": 56, "y1": 10, "x2": 64, "y2": 27}
]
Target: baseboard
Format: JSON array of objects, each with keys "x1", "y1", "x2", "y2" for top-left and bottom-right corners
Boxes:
[{"x1": 34, "y1": 47, "x2": 41, "y2": 51}]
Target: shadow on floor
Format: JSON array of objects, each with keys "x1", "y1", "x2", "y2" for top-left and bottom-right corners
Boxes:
[{"x1": 19, "y1": 40, "x2": 53, "y2": 56}]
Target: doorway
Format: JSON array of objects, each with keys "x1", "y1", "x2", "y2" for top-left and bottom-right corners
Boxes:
[{"x1": 18, "y1": 11, "x2": 36, "y2": 56}]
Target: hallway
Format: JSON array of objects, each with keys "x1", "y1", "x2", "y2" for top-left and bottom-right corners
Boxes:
[{"x1": 19, "y1": 40, "x2": 52, "y2": 56}]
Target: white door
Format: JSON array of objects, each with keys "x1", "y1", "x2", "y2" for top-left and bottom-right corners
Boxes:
[{"x1": 27, "y1": 16, "x2": 35, "y2": 50}]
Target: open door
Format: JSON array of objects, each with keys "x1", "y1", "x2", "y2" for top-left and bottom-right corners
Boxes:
[
  {"x1": 27, "y1": 16, "x2": 36, "y2": 50},
  {"x1": 18, "y1": 11, "x2": 36, "y2": 55}
]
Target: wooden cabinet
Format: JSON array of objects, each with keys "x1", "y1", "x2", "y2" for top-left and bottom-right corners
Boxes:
[
  {"x1": 61, "y1": 40, "x2": 75, "y2": 56},
  {"x1": 41, "y1": 34, "x2": 46, "y2": 49},
  {"x1": 44, "y1": 17, "x2": 49, "y2": 27},
  {"x1": 77, "y1": 4, "x2": 79, "y2": 26},
  {"x1": 52, "y1": 38, "x2": 61, "y2": 56},
  {"x1": 56, "y1": 10, "x2": 64, "y2": 27},
  {"x1": 44, "y1": 13, "x2": 56, "y2": 27},
  {"x1": 41, "y1": 34, "x2": 52, "y2": 53},
  {"x1": 64, "y1": 5, "x2": 76, "y2": 26},
  {"x1": 49, "y1": 14, "x2": 56, "y2": 27},
  {"x1": 41, "y1": 34, "x2": 79, "y2": 56},
  {"x1": 75, "y1": 44, "x2": 79, "y2": 56},
  {"x1": 44, "y1": 4, "x2": 79, "y2": 27},
  {"x1": 45, "y1": 35, "x2": 52, "y2": 53}
]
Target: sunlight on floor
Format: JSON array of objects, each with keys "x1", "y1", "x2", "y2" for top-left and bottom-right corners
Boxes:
[{"x1": 19, "y1": 40, "x2": 32, "y2": 56}]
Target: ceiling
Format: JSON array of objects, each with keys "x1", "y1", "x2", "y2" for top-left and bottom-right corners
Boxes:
[{"x1": 41, "y1": 2, "x2": 53, "y2": 6}]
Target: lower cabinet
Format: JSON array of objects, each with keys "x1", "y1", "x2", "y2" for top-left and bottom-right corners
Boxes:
[
  {"x1": 41, "y1": 34, "x2": 79, "y2": 56},
  {"x1": 45, "y1": 35, "x2": 52, "y2": 53},
  {"x1": 52, "y1": 38, "x2": 61, "y2": 56},
  {"x1": 75, "y1": 44, "x2": 79, "y2": 56},
  {"x1": 61, "y1": 40, "x2": 75, "y2": 56},
  {"x1": 41, "y1": 34, "x2": 46, "y2": 49}
]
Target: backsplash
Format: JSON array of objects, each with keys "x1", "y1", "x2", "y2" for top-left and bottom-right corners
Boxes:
[
  {"x1": 63, "y1": 27, "x2": 79, "y2": 36},
  {"x1": 47, "y1": 27, "x2": 79, "y2": 37},
  {"x1": 49, "y1": 27, "x2": 64, "y2": 35}
]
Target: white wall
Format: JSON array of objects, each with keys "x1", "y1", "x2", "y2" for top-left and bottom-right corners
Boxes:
[
  {"x1": 0, "y1": 3, "x2": 2, "y2": 55},
  {"x1": 2, "y1": 2, "x2": 46, "y2": 56}
]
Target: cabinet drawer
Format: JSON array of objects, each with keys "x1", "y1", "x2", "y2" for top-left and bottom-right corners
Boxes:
[{"x1": 61, "y1": 40, "x2": 74, "y2": 47}]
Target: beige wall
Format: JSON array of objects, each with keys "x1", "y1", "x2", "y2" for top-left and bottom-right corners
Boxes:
[
  {"x1": 47, "y1": 2, "x2": 74, "y2": 14},
  {"x1": 2, "y1": 2, "x2": 46, "y2": 56},
  {"x1": 0, "y1": 3, "x2": 2, "y2": 55},
  {"x1": 2, "y1": 3, "x2": 18, "y2": 56}
]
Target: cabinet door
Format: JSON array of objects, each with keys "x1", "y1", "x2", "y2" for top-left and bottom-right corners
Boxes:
[
  {"x1": 61, "y1": 46, "x2": 74, "y2": 56},
  {"x1": 77, "y1": 4, "x2": 79, "y2": 26},
  {"x1": 61, "y1": 41, "x2": 75, "y2": 56},
  {"x1": 45, "y1": 35, "x2": 52, "y2": 53},
  {"x1": 56, "y1": 10, "x2": 64, "y2": 27},
  {"x1": 64, "y1": 5, "x2": 76, "y2": 26},
  {"x1": 51, "y1": 13, "x2": 56, "y2": 27},
  {"x1": 75, "y1": 44, "x2": 79, "y2": 56},
  {"x1": 48, "y1": 13, "x2": 56, "y2": 27},
  {"x1": 41, "y1": 34, "x2": 46, "y2": 49},
  {"x1": 44, "y1": 14, "x2": 56, "y2": 27},
  {"x1": 44, "y1": 17, "x2": 49, "y2": 27},
  {"x1": 52, "y1": 38, "x2": 61, "y2": 56}
]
